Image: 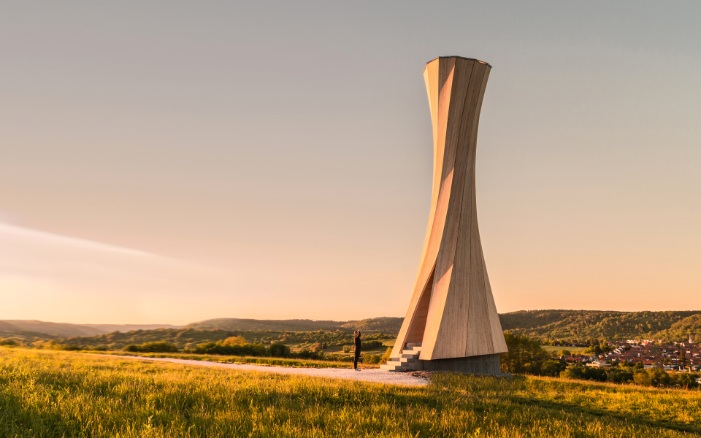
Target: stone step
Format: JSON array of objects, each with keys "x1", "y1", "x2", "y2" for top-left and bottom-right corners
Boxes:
[
  {"x1": 382, "y1": 365, "x2": 411, "y2": 372},
  {"x1": 380, "y1": 361, "x2": 420, "y2": 371},
  {"x1": 383, "y1": 345, "x2": 424, "y2": 372}
]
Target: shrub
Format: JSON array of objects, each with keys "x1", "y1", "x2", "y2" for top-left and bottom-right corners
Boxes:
[
  {"x1": 381, "y1": 347, "x2": 392, "y2": 364},
  {"x1": 540, "y1": 359, "x2": 567, "y2": 377},
  {"x1": 362, "y1": 340, "x2": 384, "y2": 350},
  {"x1": 269, "y1": 342, "x2": 291, "y2": 357},
  {"x1": 605, "y1": 367, "x2": 633, "y2": 384},
  {"x1": 124, "y1": 342, "x2": 179, "y2": 353},
  {"x1": 296, "y1": 349, "x2": 322, "y2": 360},
  {"x1": 362, "y1": 353, "x2": 382, "y2": 364},
  {"x1": 220, "y1": 336, "x2": 247, "y2": 346},
  {"x1": 633, "y1": 370, "x2": 652, "y2": 386},
  {"x1": 674, "y1": 372, "x2": 698, "y2": 389},
  {"x1": 193, "y1": 342, "x2": 266, "y2": 356},
  {"x1": 501, "y1": 333, "x2": 551, "y2": 375},
  {"x1": 560, "y1": 365, "x2": 606, "y2": 382}
]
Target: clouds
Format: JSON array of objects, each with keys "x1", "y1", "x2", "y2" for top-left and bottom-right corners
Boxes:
[{"x1": 0, "y1": 222, "x2": 234, "y2": 323}]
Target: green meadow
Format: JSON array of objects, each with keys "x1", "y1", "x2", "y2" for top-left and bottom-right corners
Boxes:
[{"x1": 1, "y1": 348, "x2": 700, "y2": 437}]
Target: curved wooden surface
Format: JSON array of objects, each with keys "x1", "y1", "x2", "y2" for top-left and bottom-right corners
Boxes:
[{"x1": 392, "y1": 57, "x2": 507, "y2": 361}]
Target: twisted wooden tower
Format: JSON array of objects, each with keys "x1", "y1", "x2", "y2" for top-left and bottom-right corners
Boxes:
[{"x1": 385, "y1": 57, "x2": 507, "y2": 374}]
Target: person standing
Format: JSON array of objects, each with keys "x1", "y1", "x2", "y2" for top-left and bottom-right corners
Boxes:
[{"x1": 353, "y1": 330, "x2": 362, "y2": 371}]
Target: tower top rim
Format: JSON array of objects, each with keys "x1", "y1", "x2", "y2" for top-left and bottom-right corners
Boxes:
[{"x1": 425, "y1": 56, "x2": 492, "y2": 68}]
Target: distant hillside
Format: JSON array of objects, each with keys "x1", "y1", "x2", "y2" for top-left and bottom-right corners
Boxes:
[
  {"x1": 657, "y1": 314, "x2": 701, "y2": 341},
  {"x1": 0, "y1": 317, "x2": 400, "y2": 343},
  {"x1": 4, "y1": 311, "x2": 700, "y2": 346},
  {"x1": 0, "y1": 321, "x2": 54, "y2": 341},
  {"x1": 188, "y1": 317, "x2": 402, "y2": 333},
  {"x1": 340, "y1": 317, "x2": 403, "y2": 333},
  {"x1": 0, "y1": 320, "x2": 181, "y2": 340},
  {"x1": 58, "y1": 328, "x2": 237, "y2": 350},
  {"x1": 499, "y1": 310, "x2": 701, "y2": 343},
  {"x1": 84, "y1": 324, "x2": 182, "y2": 333},
  {"x1": 0, "y1": 320, "x2": 103, "y2": 338},
  {"x1": 188, "y1": 318, "x2": 344, "y2": 332}
]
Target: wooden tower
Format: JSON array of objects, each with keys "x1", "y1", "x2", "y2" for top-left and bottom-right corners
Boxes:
[{"x1": 384, "y1": 57, "x2": 507, "y2": 374}]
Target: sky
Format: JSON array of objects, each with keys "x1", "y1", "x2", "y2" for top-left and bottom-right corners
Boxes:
[{"x1": 1, "y1": 2, "x2": 700, "y2": 324}]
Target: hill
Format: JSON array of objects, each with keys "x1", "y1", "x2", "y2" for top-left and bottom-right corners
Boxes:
[
  {"x1": 500, "y1": 310, "x2": 701, "y2": 343},
  {"x1": 4, "y1": 311, "x2": 700, "y2": 346},
  {"x1": 84, "y1": 323, "x2": 182, "y2": 333},
  {"x1": 339, "y1": 317, "x2": 403, "y2": 333},
  {"x1": 0, "y1": 320, "x2": 103, "y2": 338},
  {"x1": 187, "y1": 317, "x2": 403, "y2": 333},
  {"x1": 58, "y1": 328, "x2": 238, "y2": 350},
  {"x1": 0, "y1": 320, "x2": 181, "y2": 340},
  {"x1": 187, "y1": 318, "x2": 343, "y2": 332},
  {"x1": 56, "y1": 325, "x2": 399, "y2": 351},
  {"x1": 0, "y1": 317, "x2": 402, "y2": 349}
]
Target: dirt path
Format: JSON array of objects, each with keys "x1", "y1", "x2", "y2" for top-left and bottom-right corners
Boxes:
[{"x1": 107, "y1": 355, "x2": 429, "y2": 387}]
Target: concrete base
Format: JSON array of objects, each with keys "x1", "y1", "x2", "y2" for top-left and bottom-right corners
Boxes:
[{"x1": 419, "y1": 353, "x2": 502, "y2": 375}]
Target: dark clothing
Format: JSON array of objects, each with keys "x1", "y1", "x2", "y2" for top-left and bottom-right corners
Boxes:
[{"x1": 353, "y1": 334, "x2": 361, "y2": 369}]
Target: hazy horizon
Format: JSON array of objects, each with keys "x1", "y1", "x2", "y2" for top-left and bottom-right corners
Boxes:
[
  {"x1": 6, "y1": 307, "x2": 701, "y2": 328},
  {"x1": 2, "y1": 2, "x2": 700, "y2": 324}
]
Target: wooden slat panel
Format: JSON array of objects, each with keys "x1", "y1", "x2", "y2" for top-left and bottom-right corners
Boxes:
[
  {"x1": 417, "y1": 61, "x2": 441, "y2": 271},
  {"x1": 427, "y1": 59, "x2": 478, "y2": 359},
  {"x1": 464, "y1": 65, "x2": 496, "y2": 356},
  {"x1": 418, "y1": 265, "x2": 453, "y2": 360},
  {"x1": 421, "y1": 59, "x2": 475, "y2": 359},
  {"x1": 390, "y1": 58, "x2": 451, "y2": 359},
  {"x1": 455, "y1": 62, "x2": 488, "y2": 358},
  {"x1": 414, "y1": 170, "x2": 453, "y2": 358},
  {"x1": 467, "y1": 66, "x2": 506, "y2": 355},
  {"x1": 483, "y1": 259, "x2": 508, "y2": 353}
]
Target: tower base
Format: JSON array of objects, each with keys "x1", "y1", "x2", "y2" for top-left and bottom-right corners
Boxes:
[
  {"x1": 419, "y1": 353, "x2": 502, "y2": 375},
  {"x1": 381, "y1": 345, "x2": 504, "y2": 376}
]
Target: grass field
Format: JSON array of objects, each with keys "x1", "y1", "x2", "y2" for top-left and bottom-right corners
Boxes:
[{"x1": 1, "y1": 347, "x2": 700, "y2": 437}]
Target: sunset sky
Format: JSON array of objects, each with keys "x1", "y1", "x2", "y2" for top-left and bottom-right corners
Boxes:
[{"x1": 2, "y1": 2, "x2": 700, "y2": 324}]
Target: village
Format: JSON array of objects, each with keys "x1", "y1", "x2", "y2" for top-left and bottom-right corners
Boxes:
[{"x1": 566, "y1": 336, "x2": 701, "y2": 378}]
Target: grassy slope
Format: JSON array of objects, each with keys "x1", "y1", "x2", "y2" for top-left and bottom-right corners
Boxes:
[
  {"x1": 500, "y1": 310, "x2": 701, "y2": 342},
  {"x1": 1, "y1": 348, "x2": 700, "y2": 437}
]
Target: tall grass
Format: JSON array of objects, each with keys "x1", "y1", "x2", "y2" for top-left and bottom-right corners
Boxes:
[{"x1": 1, "y1": 347, "x2": 699, "y2": 437}]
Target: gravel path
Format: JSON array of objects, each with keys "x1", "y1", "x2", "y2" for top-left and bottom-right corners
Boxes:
[{"x1": 108, "y1": 355, "x2": 429, "y2": 387}]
